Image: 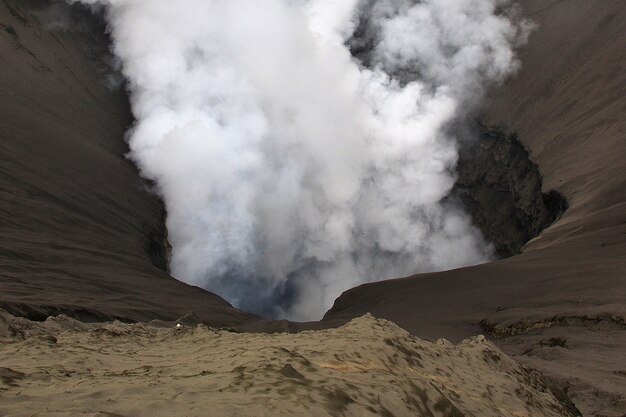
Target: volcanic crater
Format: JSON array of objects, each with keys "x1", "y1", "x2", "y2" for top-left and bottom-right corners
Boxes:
[{"x1": 0, "y1": 1, "x2": 624, "y2": 416}]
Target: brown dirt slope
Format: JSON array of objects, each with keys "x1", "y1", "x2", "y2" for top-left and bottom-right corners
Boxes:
[
  {"x1": 323, "y1": 1, "x2": 626, "y2": 415},
  {"x1": 0, "y1": 0, "x2": 268, "y2": 329},
  {"x1": 0, "y1": 309, "x2": 580, "y2": 417}
]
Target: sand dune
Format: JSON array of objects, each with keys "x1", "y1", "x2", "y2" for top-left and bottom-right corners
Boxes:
[{"x1": 0, "y1": 309, "x2": 579, "y2": 417}]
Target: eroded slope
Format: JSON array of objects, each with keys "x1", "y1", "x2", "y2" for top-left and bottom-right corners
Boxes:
[
  {"x1": 0, "y1": 310, "x2": 579, "y2": 417},
  {"x1": 0, "y1": 0, "x2": 260, "y2": 327}
]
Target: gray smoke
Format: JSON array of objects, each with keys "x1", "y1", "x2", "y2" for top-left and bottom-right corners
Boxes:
[{"x1": 69, "y1": 0, "x2": 531, "y2": 320}]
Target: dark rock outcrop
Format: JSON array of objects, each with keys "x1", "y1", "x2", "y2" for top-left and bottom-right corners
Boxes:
[{"x1": 455, "y1": 123, "x2": 568, "y2": 257}]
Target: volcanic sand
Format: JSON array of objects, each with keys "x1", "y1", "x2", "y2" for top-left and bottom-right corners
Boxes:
[{"x1": 0, "y1": 310, "x2": 580, "y2": 417}]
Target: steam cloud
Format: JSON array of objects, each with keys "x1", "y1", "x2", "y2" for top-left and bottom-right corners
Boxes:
[{"x1": 70, "y1": 0, "x2": 530, "y2": 320}]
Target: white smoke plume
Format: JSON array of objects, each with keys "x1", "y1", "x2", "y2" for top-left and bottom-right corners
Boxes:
[{"x1": 69, "y1": 0, "x2": 530, "y2": 320}]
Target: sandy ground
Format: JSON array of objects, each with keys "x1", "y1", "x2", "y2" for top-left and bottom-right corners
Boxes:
[{"x1": 0, "y1": 309, "x2": 580, "y2": 417}]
